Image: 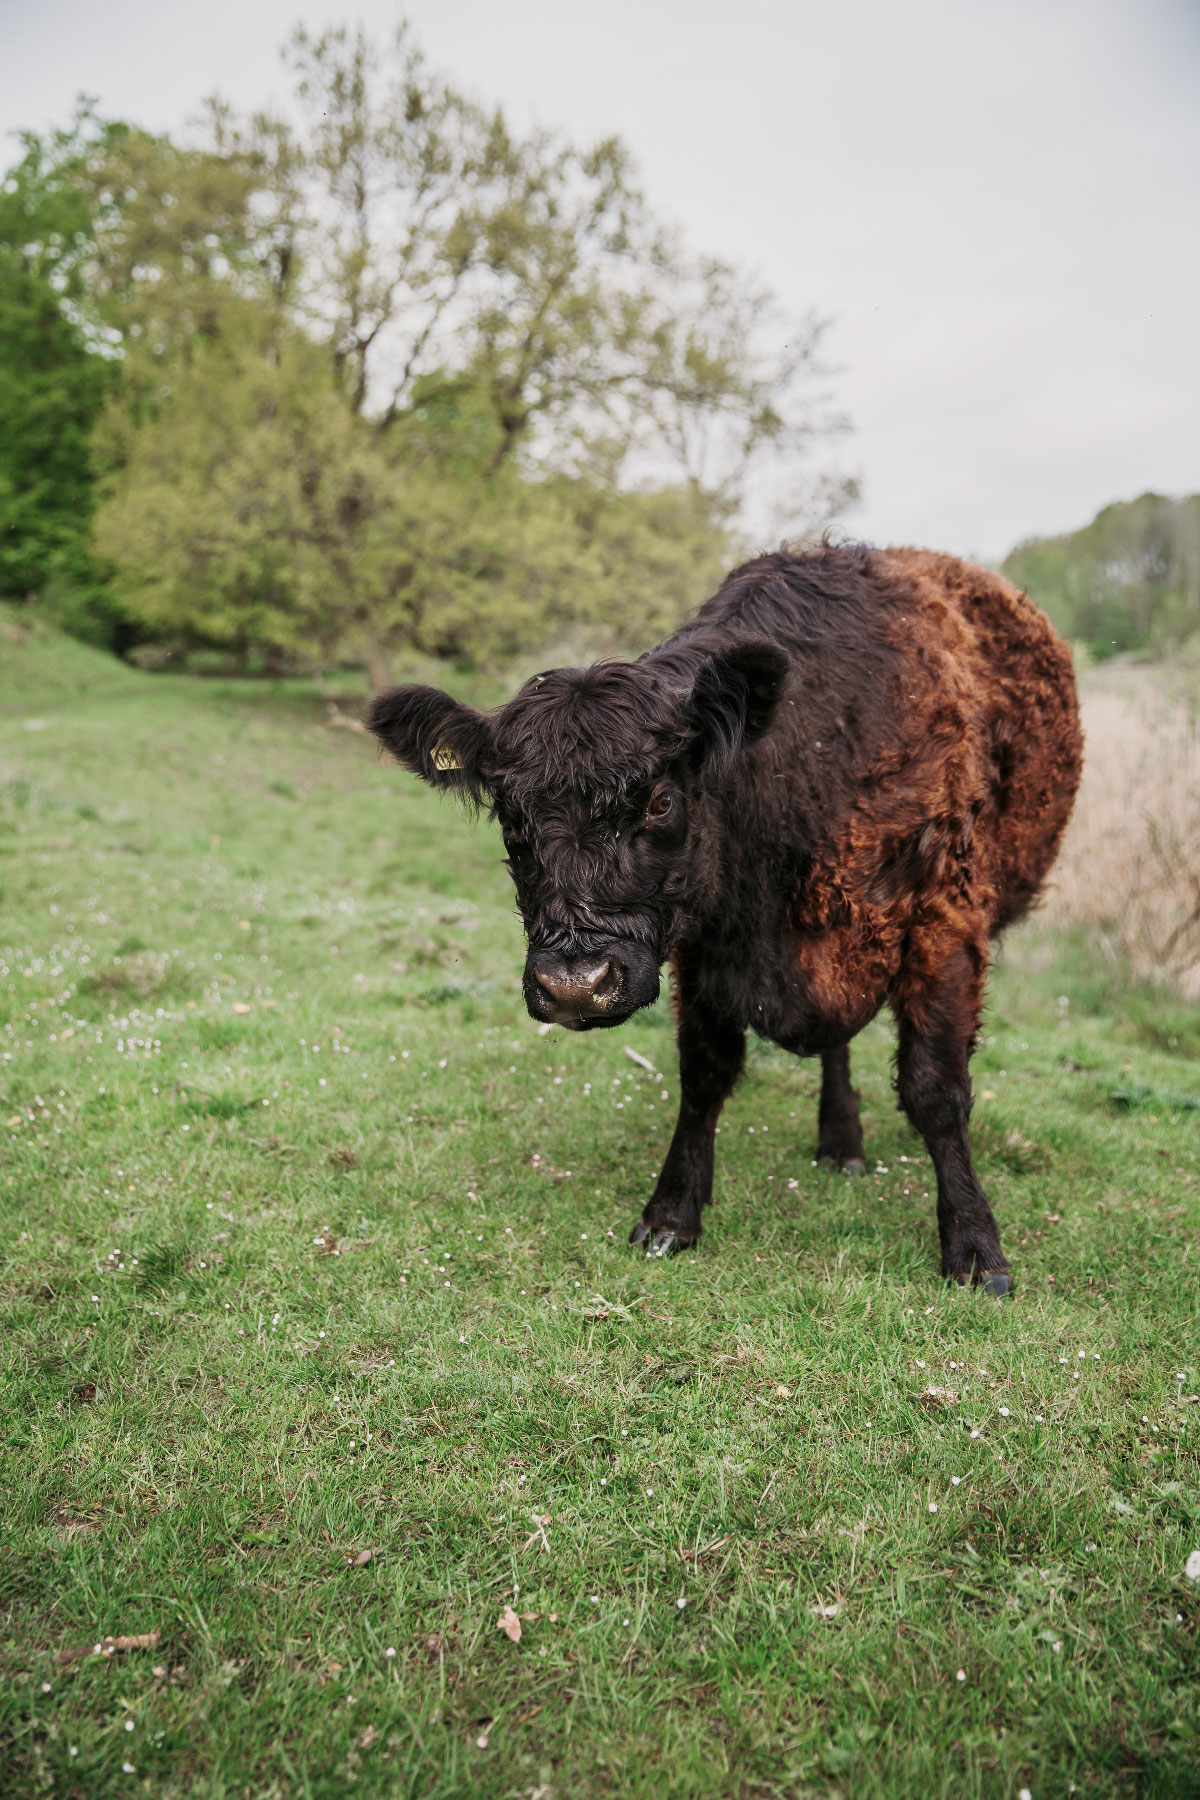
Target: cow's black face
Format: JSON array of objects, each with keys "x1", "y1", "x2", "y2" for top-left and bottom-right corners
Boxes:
[
  {"x1": 498, "y1": 773, "x2": 691, "y2": 1029},
  {"x1": 367, "y1": 642, "x2": 786, "y2": 1031},
  {"x1": 485, "y1": 663, "x2": 699, "y2": 1030}
]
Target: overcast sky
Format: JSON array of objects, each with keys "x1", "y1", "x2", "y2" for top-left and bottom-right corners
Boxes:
[{"x1": 3, "y1": 0, "x2": 1197, "y2": 559}]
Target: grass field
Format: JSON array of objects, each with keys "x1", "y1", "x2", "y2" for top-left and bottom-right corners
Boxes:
[{"x1": 2, "y1": 609, "x2": 1198, "y2": 1799}]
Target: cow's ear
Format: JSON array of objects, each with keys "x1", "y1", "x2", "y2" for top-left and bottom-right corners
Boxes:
[
  {"x1": 368, "y1": 686, "x2": 493, "y2": 803},
  {"x1": 686, "y1": 641, "x2": 788, "y2": 773}
]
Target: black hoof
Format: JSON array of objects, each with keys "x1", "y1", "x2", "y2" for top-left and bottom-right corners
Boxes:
[
  {"x1": 949, "y1": 1267, "x2": 1015, "y2": 1299},
  {"x1": 629, "y1": 1220, "x2": 691, "y2": 1257},
  {"x1": 841, "y1": 1157, "x2": 866, "y2": 1177}
]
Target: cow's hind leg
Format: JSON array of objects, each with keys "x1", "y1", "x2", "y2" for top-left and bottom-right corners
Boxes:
[
  {"x1": 631, "y1": 979, "x2": 744, "y2": 1259},
  {"x1": 892, "y1": 942, "x2": 1012, "y2": 1297},
  {"x1": 817, "y1": 1044, "x2": 866, "y2": 1174}
]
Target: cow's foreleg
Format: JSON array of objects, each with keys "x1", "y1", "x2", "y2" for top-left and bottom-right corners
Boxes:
[
  {"x1": 817, "y1": 1044, "x2": 866, "y2": 1174},
  {"x1": 630, "y1": 988, "x2": 744, "y2": 1259},
  {"x1": 892, "y1": 942, "x2": 1012, "y2": 1297}
]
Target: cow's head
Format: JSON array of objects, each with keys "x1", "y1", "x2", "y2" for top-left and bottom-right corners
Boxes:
[{"x1": 368, "y1": 643, "x2": 785, "y2": 1029}]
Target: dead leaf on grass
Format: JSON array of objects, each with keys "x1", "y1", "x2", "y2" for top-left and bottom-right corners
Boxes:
[
  {"x1": 60, "y1": 1628, "x2": 161, "y2": 1666},
  {"x1": 316, "y1": 1227, "x2": 376, "y2": 1256},
  {"x1": 679, "y1": 1535, "x2": 730, "y2": 1563},
  {"x1": 497, "y1": 1605, "x2": 522, "y2": 1643},
  {"x1": 521, "y1": 1513, "x2": 552, "y2": 1553}
]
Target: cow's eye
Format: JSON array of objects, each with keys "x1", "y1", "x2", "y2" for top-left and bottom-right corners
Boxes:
[{"x1": 644, "y1": 789, "x2": 673, "y2": 824}]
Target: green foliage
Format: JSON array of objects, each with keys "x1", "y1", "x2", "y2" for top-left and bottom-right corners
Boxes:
[
  {"x1": 94, "y1": 329, "x2": 368, "y2": 665},
  {"x1": 91, "y1": 325, "x2": 730, "y2": 673},
  {"x1": 1004, "y1": 491, "x2": 1200, "y2": 660},
  {"x1": 0, "y1": 103, "x2": 275, "y2": 647},
  {"x1": 1, "y1": 20, "x2": 850, "y2": 678},
  {"x1": 0, "y1": 111, "x2": 117, "y2": 612},
  {"x1": 2, "y1": 627, "x2": 1198, "y2": 1795}
]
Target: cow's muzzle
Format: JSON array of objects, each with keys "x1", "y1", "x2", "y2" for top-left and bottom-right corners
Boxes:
[{"x1": 523, "y1": 941, "x2": 660, "y2": 1029}]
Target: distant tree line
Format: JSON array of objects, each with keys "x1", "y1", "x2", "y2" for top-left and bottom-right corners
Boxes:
[
  {"x1": 1003, "y1": 492, "x2": 1200, "y2": 662},
  {"x1": 0, "y1": 21, "x2": 853, "y2": 684}
]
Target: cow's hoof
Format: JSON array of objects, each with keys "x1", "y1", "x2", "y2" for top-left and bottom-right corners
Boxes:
[
  {"x1": 979, "y1": 1269, "x2": 1014, "y2": 1300},
  {"x1": 629, "y1": 1221, "x2": 688, "y2": 1257},
  {"x1": 841, "y1": 1157, "x2": 866, "y2": 1177}
]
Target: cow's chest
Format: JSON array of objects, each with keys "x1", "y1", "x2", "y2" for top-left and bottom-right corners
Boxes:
[{"x1": 691, "y1": 901, "x2": 901, "y2": 1054}]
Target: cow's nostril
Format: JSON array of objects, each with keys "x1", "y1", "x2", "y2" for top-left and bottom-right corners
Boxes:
[
  {"x1": 589, "y1": 960, "x2": 616, "y2": 998},
  {"x1": 533, "y1": 964, "x2": 565, "y2": 1002}
]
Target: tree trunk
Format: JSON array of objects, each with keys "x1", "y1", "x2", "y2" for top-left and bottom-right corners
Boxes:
[{"x1": 363, "y1": 619, "x2": 393, "y2": 692}]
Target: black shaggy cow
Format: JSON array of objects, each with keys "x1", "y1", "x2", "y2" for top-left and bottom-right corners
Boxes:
[{"x1": 369, "y1": 544, "x2": 1082, "y2": 1293}]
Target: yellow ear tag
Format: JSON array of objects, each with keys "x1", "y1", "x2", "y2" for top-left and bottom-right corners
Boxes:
[{"x1": 431, "y1": 742, "x2": 462, "y2": 773}]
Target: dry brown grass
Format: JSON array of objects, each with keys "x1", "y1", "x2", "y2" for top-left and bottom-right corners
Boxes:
[{"x1": 1045, "y1": 658, "x2": 1200, "y2": 995}]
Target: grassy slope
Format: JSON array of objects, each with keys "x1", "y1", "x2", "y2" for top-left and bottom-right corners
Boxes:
[{"x1": 1, "y1": 624, "x2": 1198, "y2": 1800}]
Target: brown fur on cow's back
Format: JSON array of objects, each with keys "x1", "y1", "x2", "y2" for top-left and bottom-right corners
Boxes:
[
  {"x1": 876, "y1": 548, "x2": 1083, "y2": 937},
  {"x1": 713, "y1": 545, "x2": 1088, "y2": 1041}
]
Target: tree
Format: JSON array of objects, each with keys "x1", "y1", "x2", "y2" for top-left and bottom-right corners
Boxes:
[
  {"x1": 86, "y1": 17, "x2": 851, "y2": 680},
  {"x1": 1004, "y1": 492, "x2": 1200, "y2": 660},
  {"x1": 278, "y1": 23, "x2": 848, "y2": 510},
  {"x1": 93, "y1": 322, "x2": 730, "y2": 678},
  {"x1": 0, "y1": 102, "x2": 290, "y2": 642},
  {"x1": 0, "y1": 110, "x2": 116, "y2": 613}
]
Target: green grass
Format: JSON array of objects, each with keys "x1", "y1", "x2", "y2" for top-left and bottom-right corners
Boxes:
[{"x1": 2, "y1": 621, "x2": 1198, "y2": 1799}]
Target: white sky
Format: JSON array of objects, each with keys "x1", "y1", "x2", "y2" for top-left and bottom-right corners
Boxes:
[{"x1": 3, "y1": 0, "x2": 1197, "y2": 559}]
